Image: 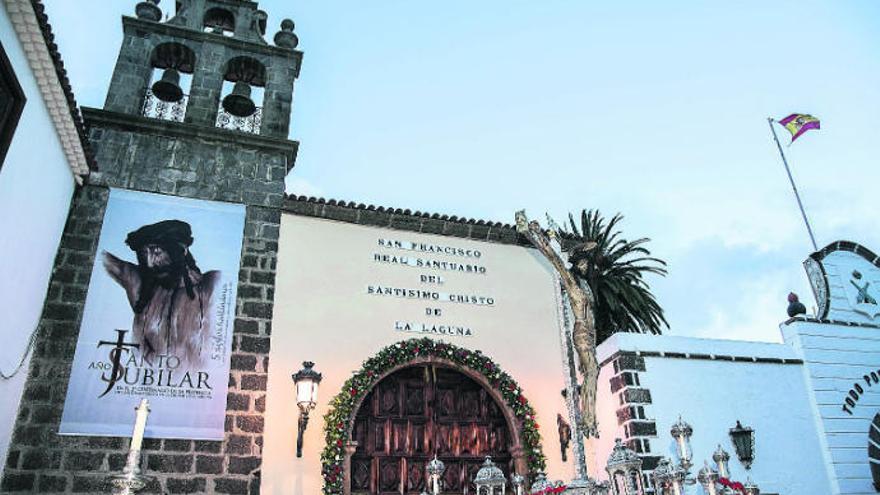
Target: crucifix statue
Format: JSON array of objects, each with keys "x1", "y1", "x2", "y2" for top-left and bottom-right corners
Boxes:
[{"x1": 516, "y1": 210, "x2": 600, "y2": 438}]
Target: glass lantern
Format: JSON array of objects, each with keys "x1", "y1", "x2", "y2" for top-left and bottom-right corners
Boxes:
[{"x1": 291, "y1": 361, "x2": 322, "y2": 458}]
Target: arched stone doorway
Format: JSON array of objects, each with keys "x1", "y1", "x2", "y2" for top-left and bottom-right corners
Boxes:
[
  {"x1": 349, "y1": 363, "x2": 517, "y2": 494},
  {"x1": 321, "y1": 339, "x2": 544, "y2": 495}
]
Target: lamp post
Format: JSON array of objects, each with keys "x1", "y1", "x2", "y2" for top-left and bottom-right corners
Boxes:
[
  {"x1": 654, "y1": 417, "x2": 760, "y2": 495},
  {"x1": 292, "y1": 361, "x2": 322, "y2": 458},
  {"x1": 530, "y1": 472, "x2": 553, "y2": 493},
  {"x1": 697, "y1": 462, "x2": 720, "y2": 495},
  {"x1": 512, "y1": 473, "x2": 525, "y2": 495},
  {"x1": 605, "y1": 439, "x2": 644, "y2": 495},
  {"x1": 743, "y1": 477, "x2": 760, "y2": 495},
  {"x1": 713, "y1": 445, "x2": 731, "y2": 478},
  {"x1": 670, "y1": 416, "x2": 693, "y2": 473},
  {"x1": 729, "y1": 420, "x2": 755, "y2": 470}
]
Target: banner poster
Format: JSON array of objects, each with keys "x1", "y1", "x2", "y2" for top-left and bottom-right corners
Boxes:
[{"x1": 59, "y1": 189, "x2": 245, "y2": 439}]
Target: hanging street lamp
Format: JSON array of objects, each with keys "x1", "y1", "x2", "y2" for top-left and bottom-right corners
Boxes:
[{"x1": 728, "y1": 420, "x2": 755, "y2": 470}]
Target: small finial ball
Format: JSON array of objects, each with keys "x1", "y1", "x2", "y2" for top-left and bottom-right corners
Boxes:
[
  {"x1": 136, "y1": 0, "x2": 162, "y2": 21},
  {"x1": 274, "y1": 19, "x2": 299, "y2": 48},
  {"x1": 787, "y1": 292, "x2": 807, "y2": 317}
]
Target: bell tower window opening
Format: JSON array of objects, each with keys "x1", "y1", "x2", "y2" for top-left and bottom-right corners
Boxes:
[
  {"x1": 203, "y1": 7, "x2": 235, "y2": 37},
  {"x1": 216, "y1": 56, "x2": 266, "y2": 135},
  {"x1": 142, "y1": 42, "x2": 196, "y2": 123}
]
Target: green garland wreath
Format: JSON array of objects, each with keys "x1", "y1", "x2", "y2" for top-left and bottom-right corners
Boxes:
[{"x1": 320, "y1": 338, "x2": 547, "y2": 494}]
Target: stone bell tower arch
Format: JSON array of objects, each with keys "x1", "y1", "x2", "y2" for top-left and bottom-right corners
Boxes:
[{"x1": 2, "y1": 1, "x2": 303, "y2": 493}]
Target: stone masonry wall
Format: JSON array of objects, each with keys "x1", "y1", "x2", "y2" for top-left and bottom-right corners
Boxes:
[{"x1": 1, "y1": 113, "x2": 288, "y2": 493}]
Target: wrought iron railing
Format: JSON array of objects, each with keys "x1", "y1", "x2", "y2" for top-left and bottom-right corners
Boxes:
[
  {"x1": 142, "y1": 88, "x2": 188, "y2": 122},
  {"x1": 215, "y1": 106, "x2": 263, "y2": 135}
]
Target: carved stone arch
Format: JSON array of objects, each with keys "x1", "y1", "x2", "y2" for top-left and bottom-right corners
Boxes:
[
  {"x1": 223, "y1": 55, "x2": 267, "y2": 86},
  {"x1": 321, "y1": 338, "x2": 545, "y2": 495},
  {"x1": 204, "y1": 7, "x2": 236, "y2": 33},
  {"x1": 150, "y1": 42, "x2": 197, "y2": 73}
]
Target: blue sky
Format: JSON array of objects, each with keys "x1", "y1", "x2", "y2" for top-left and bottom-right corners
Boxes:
[{"x1": 44, "y1": 0, "x2": 880, "y2": 343}]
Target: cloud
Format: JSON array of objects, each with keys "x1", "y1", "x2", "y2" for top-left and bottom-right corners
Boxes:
[
  {"x1": 285, "y1": 176, "x2": 325, "y2": 198},
  {"x1": 654, "y1": 238, "x2": 812, "y2": 343}
]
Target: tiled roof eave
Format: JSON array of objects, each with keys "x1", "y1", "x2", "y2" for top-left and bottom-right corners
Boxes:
[
  {"x1": 4, "y1": 0, "x2": 97, "y2": 182},
  {"x1": 283, "y1": 194, "x2": 532, "y2": 247}
]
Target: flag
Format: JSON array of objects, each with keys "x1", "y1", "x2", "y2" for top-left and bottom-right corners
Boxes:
[{"x1": 778, "y1": 113, "x2": 820, "y2": 142}]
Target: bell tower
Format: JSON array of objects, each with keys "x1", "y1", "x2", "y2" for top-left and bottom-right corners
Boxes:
[
  {"x1": 97, "y1": 0, "x2": 302, "y2": 169},
  {"x1": 1, "y1": 1, "x2": 302, "y2": 493}
]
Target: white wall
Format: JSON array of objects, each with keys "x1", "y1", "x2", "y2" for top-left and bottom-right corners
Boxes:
[
  {"x1": 591, "y1": 333, "x2": 834, "y2": 495},
  {"x1": 0, "y1": 5, "x2": 76, "y2": 469},
  {"x1": 263, "y1": 214, "x2": 572, "y2": 494},
  {"x1": 784, "y1": 320, "x2": 880, "y2": 495}
]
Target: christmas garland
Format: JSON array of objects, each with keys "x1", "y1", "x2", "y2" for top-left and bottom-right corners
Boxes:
[
  {"x1": 320, "y1": 338, "x2": 547, "y2": 494},
  {"x1": 718, "y1": 477, "x2": 746, "y2": 494},
  {"x1": 531, "y1": 486, "x2": 567, "y2": 495}
]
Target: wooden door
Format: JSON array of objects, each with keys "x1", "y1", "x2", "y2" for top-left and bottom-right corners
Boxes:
[{"x1": 350, "y1": 365, "x2": 512, "y2": 494}]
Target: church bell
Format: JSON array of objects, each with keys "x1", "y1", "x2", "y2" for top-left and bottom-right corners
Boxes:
[
  {"x1": 151, "y1": 68, "x2": 184, "y2": 103},
  {"x1": 222, "y1": 81, "x2": 257, "y2": 117}
]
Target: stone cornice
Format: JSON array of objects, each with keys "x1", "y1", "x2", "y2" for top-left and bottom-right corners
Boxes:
[
  {"x1": 4, "y1": 0, "x2": 95, "y2": 182},
  {"x1": 598, "y1": 349, "x2": 804, "y2": 369},
  {"x1": 784, "y1": 314, "x2": 880, "y2": 330},
  {"x1": 82, "y1": 107, "x2": 298, "y2": 166}
]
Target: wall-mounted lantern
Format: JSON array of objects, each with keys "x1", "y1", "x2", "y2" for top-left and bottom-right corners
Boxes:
[
  {"x1": 728, "y1": 420, "x2": 755, "y2": 470},
  {"x1": 292, "y1": 361, "x2": 322, "y2": 458}
]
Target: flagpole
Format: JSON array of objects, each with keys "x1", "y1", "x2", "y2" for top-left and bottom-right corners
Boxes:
[{"x1": 767, "y1": 117, "x2": 819, "y2": 252}]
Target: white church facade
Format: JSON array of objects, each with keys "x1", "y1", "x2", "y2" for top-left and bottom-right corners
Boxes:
[{"x1": 0, "y1": 2, "x2": 879, "y2": 495}]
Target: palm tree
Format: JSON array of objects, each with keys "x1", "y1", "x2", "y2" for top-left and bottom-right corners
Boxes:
[{"x1": 565, "y1": 209, "x2": 668, "y2": 345}]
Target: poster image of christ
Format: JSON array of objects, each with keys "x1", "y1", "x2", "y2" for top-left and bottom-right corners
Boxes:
[{"x1": 60, "y1": 189, "x2": 245, "y2": 440}]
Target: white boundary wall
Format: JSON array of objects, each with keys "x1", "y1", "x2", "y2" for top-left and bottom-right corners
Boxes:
[
  {"x1": 784, "y1": 320, "x2": 880, "y2": 495},
  {"x1": 592, "y1": 333, "x2": 834, "y2": 494},
  {"x1": 0, "y1": 5, "x2": 76, "y2": 468}
]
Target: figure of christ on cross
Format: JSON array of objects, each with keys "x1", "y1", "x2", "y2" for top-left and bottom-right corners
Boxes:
[
  {"x1": 103, "y1": 220, "x2": 220, "y2": 369},
  {"x1": 516, "y1": 210, "x2": 600, "y2": 438}
]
